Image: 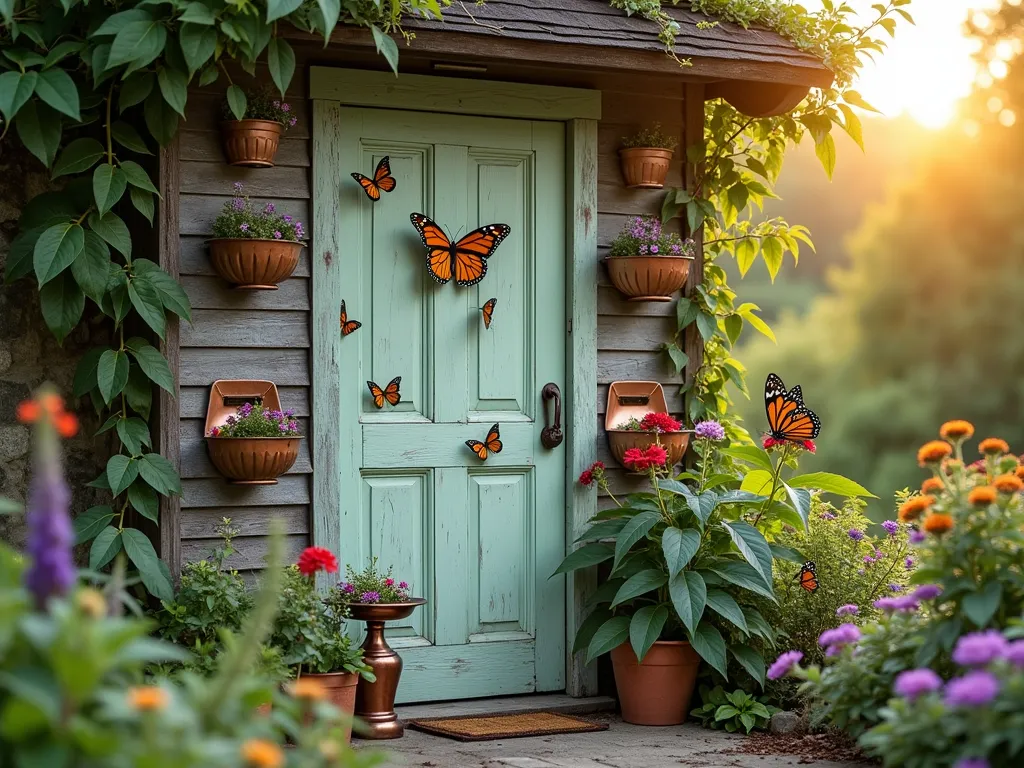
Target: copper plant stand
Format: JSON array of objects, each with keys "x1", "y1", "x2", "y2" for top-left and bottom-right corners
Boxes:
[{"x1": 350, "y1": 599, "x2": 427, "y2": 740}]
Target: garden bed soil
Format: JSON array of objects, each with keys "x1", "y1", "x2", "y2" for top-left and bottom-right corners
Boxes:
[{"x1": 729, "y1": 731, "x2": 875, "y2": 764}]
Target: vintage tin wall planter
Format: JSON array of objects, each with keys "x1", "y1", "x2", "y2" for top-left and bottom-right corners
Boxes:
[
  {"x1": 604, "y1": 381, "x2": 690, "y2": 468},
  {"x1": 221, "y1": 119, "x2": 284, "y2": 167},
  {"x1": 207, "y1": 237, "x2": 303, "y2": 290},
  {"x1": 604, "y1": 255, "x2": 692, "y2": 302},
  {"x1": 619, "y1": 147, "x2": 673, "y2": 188}
]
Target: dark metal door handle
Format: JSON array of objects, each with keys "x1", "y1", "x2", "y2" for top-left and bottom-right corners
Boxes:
[{"x1": 541, "y1": 383, "x2": 563, "y2": 449}]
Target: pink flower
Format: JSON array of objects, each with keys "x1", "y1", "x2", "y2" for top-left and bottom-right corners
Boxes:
[{"x1": 384, "y1": 578, "x2": 395, "y2": 586}]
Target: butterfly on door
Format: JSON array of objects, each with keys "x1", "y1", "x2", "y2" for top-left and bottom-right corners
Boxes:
[
  {"x1": 339, "y1": 300, "x2": 361, "y2": 337},
  {"x1": 366, "y1": 376, "x2": 401, "y2": 409},
  {"x1": 794, "y1": 561, "x2": 819, "y2": 593},
  {"x1": 465, "y1": 423, "x2": 502, "y2": 461},
  {"x1": 480, "y1": 297, "x2": 497, "y2": 330},
  {"x1": 351, "y1": 156, "x2": 396, "y2": 201},
  {"x1": 765, "y1": 372, "x2": 821, "y2": 443},
  {"x1": 410, "y1": 213, "x2": 511, "y2": 287}
]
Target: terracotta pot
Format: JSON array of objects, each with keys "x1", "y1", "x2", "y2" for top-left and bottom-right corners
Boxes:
[
  {"x1": 304, "y1": 672, "x2": 359, "y2": 743},
  {"x1": 619, "y1": 147, "x2": 674, "y2": 188},
  {"x1": 607, "y1": 430, "x2": 689, "y2": 468},
  {"x1": 205, "y1": 436, "x2": 301, "y2": 485},
  {"x1": 221, "y1": 119, "x2": 284, "y2": 167},
  {"x1": 605, "y1": 255, "x2": 692, "y2": 302},
  {"x1": 611, "y1": 641, "x2": 701, "y2": 726},
  {"x1": 207, "y1": 238, "x2": 303, "y2": 290}
]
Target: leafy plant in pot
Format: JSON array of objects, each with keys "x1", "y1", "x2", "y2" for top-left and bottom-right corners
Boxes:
[
  {"x1": 208, "y1": 183, "x2": 306, "y2": 289},
  {"x1": 221, "y1": 85, "x2": 299, "y2": 167},
  {"x1": 607, "y1": 411, "x2": 690, "y2": 470},
  {"x1": 605, "y1": 215, "x2": 695, "y2": 302},
  {"x1": 619, "y1": 123, "x2": 678, "y2": 188},
  {"x1": 205, "y1": 400, "x2": 302, "y2": 484}
]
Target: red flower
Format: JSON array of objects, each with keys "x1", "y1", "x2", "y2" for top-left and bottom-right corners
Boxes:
[
  {"x1": 578, "y1": 469, "x2": 594, "y2": 486},
  {"x1": 802, "y1": 440, "x2": 816, "y2": 453},
  {"x1": 578, "y1": 461, "x2": 606, "y2": 487},
  {"x1": 210, "y1": 426, "x2": 221, "y2": 437},
  {"x1": 639, "y1": 412, "x2": 682, "y2": 433},
  {"x1": 762, "y1": 436, "x2": 816, "y2": 453},
  {"x1": 296, "y1": 546, "x2": 338, "y2": 577},
  {"x1": 644, "y1": 444, "x2": 668, "y2": 467},
  {"x1": 762, "y1": 436, "x2": 785, "y2": 451},
  {"x1": 622, "y1": 447, "x2": 651, "y2": 471}
]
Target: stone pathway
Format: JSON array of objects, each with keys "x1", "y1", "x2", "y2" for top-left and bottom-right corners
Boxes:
[{"x1": 356, "y1": 717, "x2": 864, "y2": 768}]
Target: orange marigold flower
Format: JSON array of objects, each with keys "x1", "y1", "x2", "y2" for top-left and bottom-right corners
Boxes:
[
  {"x1": 898, "y1": 495, "x2": 934, "y2": 522},
  {"x1": 54, "y1": 411, "x2": 79, "y2": 438},
  {"x1": 940, "y1": 420, "x2": 974, "y2": 441},
  {"x1": 918, "y1": 440, "x2": 952, "y2": 466},
  {"x1": 241, "y1": 739, "x2": 284, "y2": 768},
  {"x1": 923, "y1": 513, "x2": 954, "y2": 535},
  {"x1": 968, "y1": 486, "x2": 997, "y2": 506},
  {"x1": 39, "y1": 393, "x2": 64, "y2": 416},
  {"x1": 994, "y1": 474, "x2": 1024, "y2": 494},
  {"x1": 921, "y1": 477, "x2": 944, "y2": 494},
  {"x1": 288, "y1": 677, "x2": 327, "y2": 701},
  {"x1": 979, "y1": 438, "x2": 1010, "y2": 456},
  {"x1": 16, "y1": 400, "x2": 41, "y2": 423},
  {"x1": 1015, "y1": 465, "x2": 1024, "y2": 481},
  {"x1": 127, "y1": 686, "x2": 169, "y2": 712}
]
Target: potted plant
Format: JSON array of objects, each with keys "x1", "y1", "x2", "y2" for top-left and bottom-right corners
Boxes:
[
  {"x1": 221, "y1": 85, "x2": 299, "y2": 167},
  {"x1": 607, "y1": 411, "x2": 690, "y2": 469},
  {"x1": 619, "y1": 123, "x2": 677, "y2": 188},
  {"x1": 205, "y1": 400, "x2": 302, "y2": 484},
  {"x1": 208, "y1": 183, "x2": 306, "y2": 290},
  {"x1": 605, "y1": 215, "x2": 694, "y2": 302},
  {"x1": 330, "y1": 558, "x2": 426, "y2": 740}
]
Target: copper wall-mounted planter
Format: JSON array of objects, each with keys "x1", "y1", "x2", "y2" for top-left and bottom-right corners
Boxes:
[
  {"x1": 619, "y1": 147, "x2": 673, "y2": 189},
  {"x1": 207, "y1": 238, "x2": 303, "y2": 290},
  {"x1": 605, "y1": 380, "x2": 690, "y2": 468},
  {"x1": 604, "y1": 255, "x2": 692, "y2": 302},
  {"x1": 221, "y1": 119, "x2": 284, "y2": 167}
]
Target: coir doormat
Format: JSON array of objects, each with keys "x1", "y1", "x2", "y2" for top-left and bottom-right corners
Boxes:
[{"x1": 407, "y1": 711, "x2": 608, "y2": 742}]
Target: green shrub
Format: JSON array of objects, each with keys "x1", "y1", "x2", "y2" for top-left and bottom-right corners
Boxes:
[
  {"x1": 621, "y1": 122, "x2": 678, "y2": 150},
  {"x1": 690, "y1": 685, "x2": 779, "y2": 733}
]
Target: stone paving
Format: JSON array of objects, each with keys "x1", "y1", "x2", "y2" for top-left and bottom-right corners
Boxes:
[{"x1": 358, "y1": 718, "x2": 863, "y2": 768}]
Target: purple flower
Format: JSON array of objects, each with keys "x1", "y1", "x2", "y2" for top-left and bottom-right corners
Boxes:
[
  {"x1": 239, "y1": 223, "x2": 249, "y2": 232},
  {"x1": 893, "y1": 668, "x2": 943, "y2": 700},
  {"x1": 265, "y1": 203, "x2": 276, "y2": 214},
  {"x1": 281, "y1": 103, "x2": 291, "y2": 113},
  {"x1": 341, "y1": 582, "x2": 355, "y2": 594},
  {"x1": 912, "y1": 584, "x2": 942, "y2": 601},
  {"x1": 857, "y1": 568, "x2": 866, "y2": 575},
  {"x1": 650, "y1": 244, "x2": 660, "y2": 254},
  {"x1": 233, "y1": 182, "x2": 243, "y2": 193},
  {"x1": 239, "y1": 402, "x2": 253, "y2": 417},
  {"x1": 232, "y1": 197, "x2": 245, "y2": 211},
  {"x1": 819, "y1": 511, "x2": 837, "y2": 521},
  {"x1": 283, "y1": 215, "x2": 292, "y2": 223},
  {"x1": 671, "y1": 244, "x2": 682, "y2": 254},
  {"x1": 268, "y1": 410, "x2": 283, "y2": 420},
  {"x1": 767, "y1": 650, "x2": 803, "y2": 680},
  {"x1": 273, "y1": 230, "x2": 282, "y2": 239},
  {"x1": 863, "y1": 555, "x2": 875, "y2": 565},
  {"x1": 278, "y1": 423, "x2": 288, "y2": 432},
  {"x1": 225, "y1": 415, "x2": 237, "y2": 425},
  {"x1": 954, "y1": 759, "x2": 991, "y2": 768},
  {"x1": 24, "y1": 423, "x2": 76, "y2": 608},
  {"x1": 638, "y1": 244, "x2": 648, "y2": 255},
  {"x1": 882, "y1": 520, "x2": 899, "y2": 536},
  {"x1": 944, "y1": 670, "x2": 1000, "y2": 707},
  {"x1": 819, "y1": 623, "x2": 860, "y2": 650},
  {"x1": 875, "y1": 596, "x2": 919, "y2": 613},
  {"x1": 905, "y1": 556, "x2": 915, "y2": 570},
  {"x1": 1006, "y1": 640, "x2": 1024, "y2": 667},
  {"x1": 836, "y1": 604, "x2": 859, "y2": 617},
  {"x1": 289, "y1": 117, "x2": 297, "y2": 127},
  {"x1": 848, "y1": 529, "x2": 864, "y2": 542},
  {"x1": 398, "y1": 581, "x2": 409, "y2": 589},
  {"x1": 360, "y1": 590, "x2": 381, "y2": 603},
  {"x1": 272, "y1": 100, "x2": 280, "y2": 108},
  {"x1": 910, "y1": 529, "x2": 926, "y2": 544},
  {"x1": 693, "y1": 420, "x2": 725, "y2": 441},
  {"x1": 952, "y1": 630, "x2": 1009, "y2": 667},
  {"x1": 287, "y1": 420, "x2": 298, "y2": 432},
  {"x1": 889, "y1": 583, "x2": 904, "y2": 592}
]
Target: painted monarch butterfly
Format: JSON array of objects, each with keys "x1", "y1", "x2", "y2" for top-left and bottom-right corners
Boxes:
[
  {"x1": 351, "y1": 156, "x2": 397, "y2": 201},
  {"x1": 765, "y1": 372, "x2": 821, "y2": 443},
  {"x1": 480, "y1": 297, "x2": 497, "y2": 330},
  {"x1": 366, "y1": 377, "x2": 401, "y2": 409},
  {"x1": 339, "y1": 300, "x2": 361, "y2": 337},
  {"x1": 465, "y1": 423, "x2": 502, "y2": 461},
  {"x1": 794, "y1": 561, "x2": 819, "y2": 593},
  {"x1": 410, "y1": 213, "x2": 511, "y2": 287}
]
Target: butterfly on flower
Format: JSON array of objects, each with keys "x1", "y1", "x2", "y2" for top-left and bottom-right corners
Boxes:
[
  {"x1": 366, "y1": 377, "x2": 401, "y2": 409},
  {"x1": 465, "y1": 424, "x2": 502, "y2": 461},
  {"x1": 480, "y1": 298, "x2": 497, "y2": 330},
  {"x1": 794, "y1": 561, "x2": 819, "y2": 593},
  {"x1": 351, "y1": 156, "x2": 396, "y2": 201},
  {"x1": 410, "y1": 213, "x2": 510, "y2": 287},
  {"x1": 339, "y1": 300, "x2": 361, "y2": 337},
  {"x1": 764, "y1": 373, "x2": 821, "y2": 444}
]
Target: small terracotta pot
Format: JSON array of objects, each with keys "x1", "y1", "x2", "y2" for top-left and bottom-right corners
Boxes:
[
  {"x1": 304, "y1": 672, "x2": 359, "y2": 743},
  {"x1": 205, "y1": 436, "x2": 301, "y2": 485},
  {"x1": 221, "y1": 119, "x2": 284, "y2": 167},
  {"x1": 611, "y1": 641, "x2": 701, "y2": 726},
  {"x1": 207, "y1": 238, "x2": 303, "y2": 290},
  {"x1": 605, "y1": 255, "x2": 692, "y2": 302},
  {"x1": 607, "y1": 430, "x2": 689, "y2": 469},
  {"x1": 619, "y1": 147, "x2": 674, "y2": 188}
]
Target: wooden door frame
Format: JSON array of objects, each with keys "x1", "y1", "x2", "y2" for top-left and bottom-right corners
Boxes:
[{"x1": 309, "y1": 67, "x2": 600, "y2": 697}]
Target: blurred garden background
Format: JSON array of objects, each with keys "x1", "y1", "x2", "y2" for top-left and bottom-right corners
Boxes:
[{"x1": 731, "y1": 0, "x2": 1024, "y2": 517}]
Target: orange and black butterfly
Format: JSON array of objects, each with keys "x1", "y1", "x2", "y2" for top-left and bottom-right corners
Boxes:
[
  {"x1": 366, "y1": 376, "x2": 401, "y2": 409},
  {"x1": 410, "y1": 213, "x2": 510, "y2": 287},
  {"x1": 351, "y1": 156, "x2": 396, "y2": 201},
  {"x1": 765, "y1": 372, "x2": 821, "y2": 443},
  {"x1": 480, "y1": 298, "x2": 497, "y2": 330},
  {"x1": 465, "y1": 423, "x2": 502, "y2": 461},
  {"x1": 794, "y1": 561, "x2": 819, "y2": 593},
  {"x1": 339, "y1": 300, "x2": 361, "y2": 337}
]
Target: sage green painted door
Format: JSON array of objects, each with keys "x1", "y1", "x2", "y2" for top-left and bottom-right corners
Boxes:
[{"x1": 326, "y1": 107, "x2": 566, "y2": 703}]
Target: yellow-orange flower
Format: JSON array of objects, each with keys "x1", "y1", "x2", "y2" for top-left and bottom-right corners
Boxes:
[
  {"x1": 923, "y1": 513, "x2": 954, "y2": 535},
  {"x1": 1015, "y1": 465, "x2": 1024, "y2": 481},
  {"x1": 76, "y1": 588, "x2": 107, "y2": 619},
  {"x1": 127, "y1": 686, "x2": 169, "y2": 712},
  {"x1": 288, "y1": 677, "x2": 327, "y2": 701},
  {"x1": 918, "y1": 440, "x2": 952, "y2": 466},
  {"x1": 968, "y1": 486, "x2": 997, "y2": 506},
  {"x1": 898, "y1": 495, "x2": 934, "y2": 522},
  {"x1": 942, "y1": 458, "x2": 963, "y2": 475},
  {"x1": 921, "y1": 477, "x2": 944, "y2": 495},
  {"x1": 994, "y1": 474, "x2": 1024, "y2": 494},
  {"x1": 940, "y1": 420, "x2": 975, "y2": 441},
  {"x1": 979, "y1": 438, "x2": 1010, "y2": 456},
  {"x1": 241, "y1": 740, "x2": 284, "y2": 768}
]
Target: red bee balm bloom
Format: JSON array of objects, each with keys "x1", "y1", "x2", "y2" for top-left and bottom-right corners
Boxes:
[
  {"x1": 578, "y1": 461, "x2": 605, "y2": 486},
  {"x1": 622, "y1": 447, "x2": 650, "y2": 471},
  {"x1": 296, "y1": 546, "x2": 338, "y2": 576},
  {"x1": 644, "y1": 445, "x2": 668, "y2": 467},
  {"x1": 639, "y1": 412, "x2": 682, "y2": 433}
]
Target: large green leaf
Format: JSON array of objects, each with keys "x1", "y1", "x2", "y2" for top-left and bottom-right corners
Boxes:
[
  {"x1": 92, "y1": 8, "x2": 154, "y2": 37},
  {"x1": 740, "y1": 469, "x2": 774, "y2": 496},
  {"x1": 106, "y1": 454, "x2": 138, "y2": 496},
  {"x1": 266, "y1": 0, "x2": 304, "y2": 22},
  {"x1": 705, "y1": 588, "x2": 748, "y2": 633},
  {"x1": 721, "y1": 521, "x2": 773, "y2": 587},
  {"x1": 92, "y1": 164, "x2": 127, "y2": 217},
  {"x1": 703, "y1": 560, "x2": 775, "y2": 602},
  {"x1": 5, "y1": 227, "x2": 41, "y2": 283},
  {"x1": 130, "y1": 188, "x2": 155, "y2": 223},
  {"x1": 122, "y1": 527, "x2": 173, "y2": 600},
  {"x1": 97, "y1": 348, "x2": 129, "y2": 404},
  {"x1": 689, "y1": 622, "x2": 728, "y2": 678},
  {"x1": 71, "y1": 231, "x2": 111, "y2": 304},
  {"x1": 125, "y1": 337, "x2": 174, "y2": 393},
  {"x1": 267, "y1": 37, "x2": 295, "y2": 96},
  {"x1": 89, "y1": 526, "x2": 121, "y2": 570},
  {"x1": 179, "y1": 23, "x2": 216, "y2": 73},
  {"x1": 782, "y1": 482, "x2": 812, "y2": 530},
  {"x1": 73, "y1": 505, "x2": 115, "y2": 544},
  {"x1": 115, "y1": 416, "x2": 151, "y2": 456},
  {"x1": 370, "y1": 25, "x2": 400, "y2": 74},
  {"x1": 629, "y1": 605, "x2": 669, "y2": 664},
  {"x1": 33, "y1": 222, "x2": 84, "y2": 285},
  {"x1": 118, "y1": 72, "x2": 154, "y2": 112},
  {"x1": 111, "y1": 122, "x2": 152, "y2": 155},
  {"x1": 88, "y1": 211, "x2": 131, "y2": 258},
  {"x1": 575, "y1": 517, "x2": 627, "y2": 542},
  {"x1": 137, "y1": 453, "x2": 181, "y2": 495},
  {"x1": 107, "y1": 19, "x2": 168, "y2": 69},
  {"x1": 552, "y1": 543, "x2": 614, "y2": 575},
  {"x1": 73, "y1": 347, "x2": 105, "y2": 397},
  {"x1": 118, "y1": 161, "x2": 159, "y2": 195},
  {"x1": 669, "y1": 570, "x2": 706, "y2": 633},
  {"x1": 143, "y1": 89, "x2": 179, "y2": 146},
  {"x1": 661, "y1": 527, "x2": 701, "y2": 576},
  {"x1": 787, "y1": 472, "x2": 875, "y2": 498},
  {"x1": 52, "y1": 138, "x2": 105, "y2": 178},
  {"x1": 586, "y1": 615, "x2": 630, "y2": 663},
  {"x1": 0, "y1": 70, "x2": 37, "y2": 123},
  {"x1": 610, "y1": 569, "x2": 667, "y2": 608},
  {"x1": 38, "y1": 272, "x2": 84, "y2": 343},
  {"x1": 225, "y1": 84, "x2": 247, "y2": 121},
  {"x1": 157, "y1": 66, "x2": 188, "y2": 115},
  {"x1": 34, "y1": 68, "x2": 80, "y2": 120},
  {"x1": 316, "y1": 0, "x2": 341, "y2": 36},
  {"x1": 127, "y1": 481, "x2": 159, "y2": 523},
  {"x1": 133, "y1": 260, "x2": 190, "y2": 320},
  {"x1": 962, "y1": 581, "x2": 1002, "y2": 628},
  {"x1": 572, "y1": 607, "x2": 612, "y2": 655},
  {"x1": 614, "y1": 510, "x2": 660, "y2": 567},
  {"x1": 128, "y1": 275, "x2": 166, "y2": 339},
  {"x1": 123, "y1": 364, "x2": 153, "y2": 420},
  {"x1": 729, "y1": 645, "x2": 766, "y2": 688}
]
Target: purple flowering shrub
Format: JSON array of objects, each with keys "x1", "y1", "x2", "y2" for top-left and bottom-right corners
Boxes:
[
  {"x1": 208, "y1": 400, "x2": 301, "y2": 438},
  {"x1": 329, "y1": 556, "x2": 412, "y2": 607},
  {"x1": 608, "y1": 215, "x2": 694, "y2": 259},
  {"x1": 222, "y1": 85, "x2": 299, "y2": 129},
  {"x1": 212, "y1": 183, "x2": 305, "y2": 242}
]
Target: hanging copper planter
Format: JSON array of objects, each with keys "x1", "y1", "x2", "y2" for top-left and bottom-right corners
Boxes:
[
  {"x1": 605, "y1": 381, "x2": 690, "y2": 468},
  {"x1": 605, "y1": 255, "x2": 692, "y2": 302},
  {"x1": 619, "y1": 147, "x2": 674, "y2": 188},
  {"x1": 207, "y1": 238, "x2": 303, "y2": 290},
  {"x1": 221, "y1": 119, "x2": 284, "y2": 167}
]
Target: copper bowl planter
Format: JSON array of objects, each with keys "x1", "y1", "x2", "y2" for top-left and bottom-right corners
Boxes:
[
  {"x1": 607, "y1": 430, "x2": 689, "y2": 469},
  {"x1": 605, "y1": 255, "x2": 692, "y2": 302},
  {"x1": 221, "y1": 119, "x2": 284, "y2": 167},
  {"x1": 619, "y1": 147, "x2": 674, "y2": 188},
  {"x1": 205, "y1": 436, "x2": 301, "y2": 485},
  {"x1": 207, "y1": 238, "x2": 303, "y2": 290},
  {"x1": 611, "y1": 641, "x2": 701, "y2": 725},
  {"x1": 349, "y1": 599, "x2": 428, "y2": 740}
]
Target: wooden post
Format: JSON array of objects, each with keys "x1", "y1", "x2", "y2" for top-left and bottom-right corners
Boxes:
[{"x1": 683, "y1": 83, "x2": 707, "y2": 397}]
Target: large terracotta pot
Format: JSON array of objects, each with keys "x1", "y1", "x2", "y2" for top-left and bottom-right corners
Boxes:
[
  {"x1": 221, "y1": 119, "x2": 284, "y2": 167},
  {"x1": 304, "y1": 672, "x2": 359, "y2": 743},
  {"x1": 605, "y1": 256, "x2": 692, "y2": 302},
  {"x1": 619, "y1": 147, "x2": 673, "y2": 188},
  {"x1": 607, "y1": 430, "x2": 689, "y2": 469},
  {"x1": 207, "y1": 238, "x2": 303, "y2": 290},
  {"x1": 611, "y1": 641, "x2": 701, "y2": 726},
  {"x1": 205, "y1": 436, "x2": 301, "y2": 485}
]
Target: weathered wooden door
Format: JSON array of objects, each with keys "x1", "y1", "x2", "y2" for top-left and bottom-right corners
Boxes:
[{"x1": 318, "y1": 106, "x2": 566, "y2": 702}]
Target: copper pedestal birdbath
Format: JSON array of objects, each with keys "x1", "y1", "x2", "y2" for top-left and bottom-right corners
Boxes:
[{"x1": 349, "y1": 599, "x2": 427, "y2": 740}]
